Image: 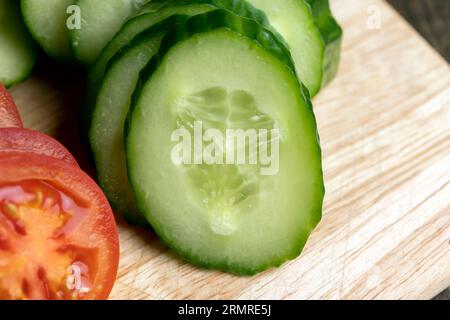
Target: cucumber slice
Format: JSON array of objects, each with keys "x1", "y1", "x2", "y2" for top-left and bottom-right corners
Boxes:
[
  {"x1": 0, "y1": 0, "x2": 36, "y2": 87},
  {"x1": 246, "y1": 0, "x2": 342, "y2": 96},
  {"x1": 70, "y1": 0, "x2": 151, "y2": 66},
  {"x1": 90, "y1": 12, "x2": 212, "y2": 226},
  {"x1": 126, "y1": 10, "x2": 324, "y2": 274},
  {"x1": 84, "y1": 3, "x2": 216, "y2": 122},
  {"x1": 150, "y1": 0, "x2": 342, "y2": 96},
  {"x1": 90, "y1": 36, "x2": 161, "y2": 226},
  {"x1": 86, "y1": 0, "x2": 268, "y2": 115},
  {"x1": 82, "y1": 0, "x2": 276, "y2": 136},
  {"x1": 21, "y1": 0, "x2": 75, "y2": 63}
]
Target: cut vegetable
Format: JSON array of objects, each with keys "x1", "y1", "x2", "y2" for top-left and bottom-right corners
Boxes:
[
  {"x1": 83, "y1": 0, "x2": 275, "y2": 134},
  {"x1": 21, "y1": 0, "x2": 76, "y2": 63},
  {"x1": 88, "y1": 1, "x2": 283, "y2": 225},
  {"x1": 83, "y1": 2, "x2": 219, "y2": 132},
  {"x1": 0, "y1": 83, "x2": 23, "y2": 128},
  {"x1": 245, "y1": 0, "x2": 342, "y2": 95},
  {"x1": 150, "y1": 0, "x2": 342, "y2": 96},
  {"x1": 89, "y1": 12, "x2": 212, "y2": 226},
  {"x1": 0, "y1": 152, "x2": 119, "y2": 300},
  {"x1": 0, "y1": 0, "x2": 36, "y2": 87},
  {"x1": 87, "y1": 0, "x2": 270, "y2": 97},
  {"x1": 0, "y1": 128, "x2": 79, "y2": 167},
  {"x1": 126, "y1": 10, "x2": 324, "y2": 274},
  {"x1": 90, "y1": 33, "x2": 160, "y2": 225},
  {"x1": 70, "y1": 0, "x2": 151, "y2": 66}
]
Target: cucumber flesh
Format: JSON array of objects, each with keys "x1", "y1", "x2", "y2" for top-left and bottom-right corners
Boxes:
[
  {"x1": 83, "y1": 0, "x2": 276, "y2": 132},
  {"x1": 0, "y1": 0, "x2": 36, "y2": 87},
  {"x1": 21, "y1": 0, "x2": 75, "y2": 63},
  {"x1": 126, "y1": 10, "x2": 324, "y2": 274},
  {"x1": 71, "y1": 0, "x2": 151, "y2": 66},
  {"x1": 90, "y1": 36, "x2": 162, "y2": 226},
  {"x1": 86, "y1": 3, "x2": 216, "y2": 110},
  {"x1": 246, "y1": 0, "x2": 342, "y2": 96},
  {"x1": 150, "y1": 0, "x2": 342, "y2": 96},
  {"x1": 90, "y1": 12, "x2": 212, "y2": 226}
]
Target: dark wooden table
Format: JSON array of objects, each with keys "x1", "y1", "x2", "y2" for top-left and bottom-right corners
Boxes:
[{"x1": 386, "y1": 0, "x2": 450, "y2": 300}]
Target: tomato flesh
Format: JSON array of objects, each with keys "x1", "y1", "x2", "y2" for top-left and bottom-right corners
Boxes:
[
  {"x1": 0, "y1": 83, "x2": 23, "y2": 128},
  {"x1": 0, "y1": 153, "x2": 119, "y2": 300},
  {"x1": 0, "y1": 180, "x2": 97, "y2": 299}
]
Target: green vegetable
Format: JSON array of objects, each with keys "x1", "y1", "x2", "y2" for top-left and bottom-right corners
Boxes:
[
  {"x1": 84, "y1": 0, "x2": 269, "y2": 126},
  {"x1": 0, "y1": 0, "x2": 36, "y2": 87},
  {"x1": 70, "y1": 0, "x2": 151, "y2": 66},
  {"x1": 21, "y1": 0, "x2": 76, "y2": 63},
  {"x1": 126, "y1": 10, "x2": 324, "y2": 274},
  {"x1": 150, "y1": 0, "x2": 343, "y2": 96},
  {"x1": 245, "y1": 0, "x2": 342, "y2": 96},
  {"x1": 89, "y1": 12, "x2": 212, "y2": 226}
]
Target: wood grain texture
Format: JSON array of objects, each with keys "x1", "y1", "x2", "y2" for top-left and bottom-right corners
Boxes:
[
  {"x1": 8, "y1": 0, "x2": 450, "y2": 299},
  {"x1": 385, "y1": 0, "x2": 450, "y2": 300}
]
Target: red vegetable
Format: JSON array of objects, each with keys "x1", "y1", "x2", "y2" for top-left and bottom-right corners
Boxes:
[
  {"x1": 0, "y1": 152, "x2": 119, "y2": 300},
  {"x1": 0, "y1": 82, "x2": 23, "y2": 128},
  {"x1": 0, "y1": 128, "x2": 79, "y2": 167}
]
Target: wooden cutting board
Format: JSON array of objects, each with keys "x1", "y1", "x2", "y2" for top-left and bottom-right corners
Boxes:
[{"x1": 8, "y1": 0, "x2": 450, "y2": 299}]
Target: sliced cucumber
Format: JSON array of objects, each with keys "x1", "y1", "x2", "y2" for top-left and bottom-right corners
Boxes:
[
  {"x1": 246, "y1": 0, "x2": 342, "y2": 96},
  {"x1": 90, "y1": 36, "x2": 161, "y2": 226},
  {"x1": 21, "y1": 0, "x2": 75, "y2": 63},
  {"x1": 85, "y1": 0, "x2": 268, "y2": 117},
  {"x1": 82, "y1": 0, "x2": 277, "y2": 135},
  {"x1": 87, "y1": 1, "x2": 173, "y2": 98},
  {"x1": 89, "y1": 12, "x2": 212, "y2": 226},
  {"x1": 126, "y1": 10, "x2": 324, "y2": 274},
  {"x1": 0, "y1": 0, "x2": 36, "y2": 87},
  {"x1": 150, "y1": 0, "x2": 342, "y2": 96},
  {"x1": 70, "y1": 0, "x2": 151, "y2": 66},
  {"x1": 84, "y1": 3, "x2": 215, "y2": 118}
]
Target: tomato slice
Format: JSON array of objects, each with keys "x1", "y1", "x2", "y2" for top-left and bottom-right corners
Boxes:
[
  {"x1": 0, "y1": 128, "x2": 79, "y2": 167},
  {"x1": 0, "y1": 82, "x2": 23, "y2": 128},
  {"x1": 0, "y1": 152, "x2": 119, "y2": 300}
]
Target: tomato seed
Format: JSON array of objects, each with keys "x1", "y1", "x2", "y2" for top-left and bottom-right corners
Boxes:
[
  {"x1": 34, "y1": 190, "x2": 43, "y2": 207},
  {"x1": 2, "y1": 202, "x2": 20, "y2": 220}
]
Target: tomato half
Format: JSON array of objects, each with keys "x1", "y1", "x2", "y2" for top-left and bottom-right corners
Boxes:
[
  {"x1": 0, "y1": 152, "x2": 119, "y2": 300},
  {"x1": 0, "y1": 82, "x2": 23, "y2": 128},
  {"x1": 0, "y1": 128, "x2": 78, "y2": 167}
]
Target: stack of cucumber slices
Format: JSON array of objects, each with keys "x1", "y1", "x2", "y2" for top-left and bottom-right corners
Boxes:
[{"x1": 16, "y1": 0, "x2": 342, "y2": 275}]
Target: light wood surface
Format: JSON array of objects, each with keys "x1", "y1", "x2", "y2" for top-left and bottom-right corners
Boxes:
[{"x1": 9, "y1": 0, "x2": 450, "y2": 299}]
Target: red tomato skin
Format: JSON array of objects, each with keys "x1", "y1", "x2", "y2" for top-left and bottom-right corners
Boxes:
[
  {"x1": 0, "y1": 128, "x2": 79, "y2": 167},
  {"x1": 0, "y1": 82, "x2": 23, "y2": 128},
  {"x1": 0, "y1": 152, "x2": 119, "y2": 300}
]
